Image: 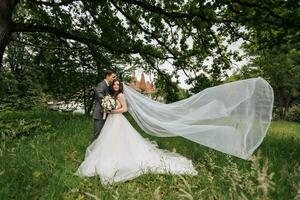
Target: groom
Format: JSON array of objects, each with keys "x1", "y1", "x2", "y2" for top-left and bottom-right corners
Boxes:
[{"x1": 92, "y1": 69, "x2": 116, "y2": 142}]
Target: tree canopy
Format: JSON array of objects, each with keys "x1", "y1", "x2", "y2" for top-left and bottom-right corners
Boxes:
[
  {"x1": 1, "y1": 0, "x2": 298, "y2": 73},
  {"x1": 0, "y1": 0, "x2": 299, "y2": 116}
]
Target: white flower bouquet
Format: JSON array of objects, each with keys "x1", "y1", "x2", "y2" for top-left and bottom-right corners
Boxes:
[{"x1": 101, "y1": 95, "x2": 117, "y2": 119}]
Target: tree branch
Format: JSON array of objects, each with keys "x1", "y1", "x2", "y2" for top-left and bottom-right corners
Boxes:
[
  {"x1": 231, "y1": 0, "x2": 300, "y2": 27},
  {"x1": 11, "y1": 22, "x2": 136, "y2": 54},
  {"x1": 11, "y1": 39, "x2": 86, "y2": 52},
  {"x1": 27, "y1": 0, "x2": 81, "y2": 7},
  {"x1": 116, "y1": 0, "x2": 211, "y2": 22},
  {"x1": 110, "y1": 1, "x2": 193, "y2": 77},
  {"x1": 208, "y1": 28, "x2": 232, "y2": 66},
  {"x1": 111, "y1": 0, "x2": 176, "y2": 59},
  {"x1": 12, "y1": 22, "x2": 95, "y2": 43}
]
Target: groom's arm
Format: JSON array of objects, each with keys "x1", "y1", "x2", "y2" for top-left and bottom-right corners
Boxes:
[{"x1": 95, "y1": 83, "x2": 106, "y2": 102}]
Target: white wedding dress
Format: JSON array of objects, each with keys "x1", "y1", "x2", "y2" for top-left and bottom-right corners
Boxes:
[{"x1": 75, "y1": 99, "x2": 198, "y2": 185}]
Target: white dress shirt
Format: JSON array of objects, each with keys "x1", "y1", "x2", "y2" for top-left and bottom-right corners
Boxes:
[{"x1": 104, "y1": 79, "x2": 109, "y2": 87}]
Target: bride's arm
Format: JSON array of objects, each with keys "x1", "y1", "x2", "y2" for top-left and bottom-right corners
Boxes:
[{"x1": 111, "y1": 93, "x2": 127, "y2": 113}]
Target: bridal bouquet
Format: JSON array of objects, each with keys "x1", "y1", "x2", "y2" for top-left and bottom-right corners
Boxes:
[{"x1": 101, "y1": 95, "x2": 117, "y2": 119}]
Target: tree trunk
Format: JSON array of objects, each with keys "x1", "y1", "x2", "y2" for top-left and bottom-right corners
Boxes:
[
  {"x1": 283, "y1": 92, "x2": 291, "y2": 120},
  {"x1": 82, "y1": 67, "x2": 88, "y2": 116},
  {"x1": 0, "y1": 0, "x2": 20, "y2": 67},
  {"x1": 86, "y1": 89, "x2": 95, "y2": 116},
  {"x1": 0, "y1": 17, "x2": 10, "y2": 67},
  {"x1": 0, "y1": 26, "x2": 10, "y2": 67}
]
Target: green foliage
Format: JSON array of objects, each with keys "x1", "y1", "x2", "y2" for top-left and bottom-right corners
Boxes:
[
  {"x1": 153, "y1": 72, "x2": 180, "y2": 103},
  {"x1": 0, "y1": 109, "x2": 52, "y2": 140},
  {"x1": 0, "y1": 118, "x2": 52, "y2": 140},
  {"x1": 177, "y1": 87, "x2": 191, "y2": 100},
  {"x1": 230, "y1": 43, "x2": 300, "y2": 120},
  {"x1": 286, "y1": 104, "x2": 300, "y2": 122},
  {"x1": 0, "y1": 44, "x2": 45, "y2": 109},
  {"x1": 3, "y1": 0, "x2": 297, "y2": 86},
  {"x1": 1, "y1": 0, "x2": 299, "y2": 113},
  {"x1": 187, "y1": 73, "x2": 213, "y2": 94}
]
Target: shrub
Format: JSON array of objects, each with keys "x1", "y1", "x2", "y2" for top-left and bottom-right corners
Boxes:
[
  {"x1": 286, "y1": 104, "x2": 300, "y2": 122},
  {"x1": 0, "y1": 116, "x2": 52, "y2": 140}
]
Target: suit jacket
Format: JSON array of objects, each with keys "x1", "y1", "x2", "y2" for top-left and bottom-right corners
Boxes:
[{"x1": 93, "y1": 80, "x2": 110, "y2": 119}]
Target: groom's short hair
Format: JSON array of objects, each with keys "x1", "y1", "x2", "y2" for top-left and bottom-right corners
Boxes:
[{"x1": 104, "y1": 69, "x2": 116, "y2": 78}]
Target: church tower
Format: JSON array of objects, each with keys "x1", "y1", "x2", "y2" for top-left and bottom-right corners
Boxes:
[{"x1": 139, "y1": 72, "x2": 146, "y2": 91}]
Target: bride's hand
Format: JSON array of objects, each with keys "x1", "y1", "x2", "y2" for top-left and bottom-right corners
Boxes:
[{"x1": 110, "y1": 109, "x2": 116, "y2": 114}]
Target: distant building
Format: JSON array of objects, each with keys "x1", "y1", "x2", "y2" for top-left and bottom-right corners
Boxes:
[{"x1": 129, "y1": 71, "x2": 156, "y2": 94}]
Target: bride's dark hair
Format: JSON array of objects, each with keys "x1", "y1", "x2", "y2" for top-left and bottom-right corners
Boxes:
[{"x1": 112, "y1": 79, "x2": 124, "y2": 99}]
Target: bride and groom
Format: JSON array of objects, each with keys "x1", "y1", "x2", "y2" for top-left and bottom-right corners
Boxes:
[
  {"x1": 75, "y1": 69, "x2": 274, "y2": 186},
  {"x1": 75, "y1": 70, "x2": 198, "y2": 185}
]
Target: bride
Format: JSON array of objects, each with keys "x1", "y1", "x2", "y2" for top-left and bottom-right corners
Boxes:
[{"x1": 75, "y1": 79, "x2": 198, "y2": 185}]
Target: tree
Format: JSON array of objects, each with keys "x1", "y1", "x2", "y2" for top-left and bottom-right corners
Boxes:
[
  {"x1": 186, "y1": 73, "x2": 213, "y2": 94},
  {"x1": 1, "y1": 0, "x2": 298, "y2": 73},
  {"x1": 230, "y1": 44, "x2": 300, "y2": 119},
  {"x1": 0, "y1": 0, "x2": 299, "y2": 110},
  {"x1": 154, "y1": 71, "x2": 180, "y2": 103}
]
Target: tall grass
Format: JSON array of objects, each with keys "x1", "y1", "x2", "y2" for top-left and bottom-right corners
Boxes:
[{"x1": 0, "y1": 110, "x2": 299, "y2": 199}]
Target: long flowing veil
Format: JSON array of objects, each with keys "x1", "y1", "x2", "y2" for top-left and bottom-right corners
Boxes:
[{"x1": 123, "y1": 77, "x2": 274, "y2": 160}]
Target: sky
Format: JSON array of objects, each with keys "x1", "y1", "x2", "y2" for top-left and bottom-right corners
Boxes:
[
  {"x1": 112, "y1": 6, "x2": 250, "y2": 90},
  {"x1": 133, "y1": 38, "x2": 249, "y2": 90}
]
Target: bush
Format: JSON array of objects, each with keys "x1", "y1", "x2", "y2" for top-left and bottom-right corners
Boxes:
[
  {"x1": 286, "y1": 104, "x2": 300, "y2": 122},
  {"x1": 0, "y1": 66, "x2": 45, "y2": 110},
  {"x1": 0, "y1": 111, "x2": 52, "y2": 140}
]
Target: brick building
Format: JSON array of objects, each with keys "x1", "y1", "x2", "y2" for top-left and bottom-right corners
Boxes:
[{"x1": 129, "y1": 71, "x2": 156, "y2": 94}]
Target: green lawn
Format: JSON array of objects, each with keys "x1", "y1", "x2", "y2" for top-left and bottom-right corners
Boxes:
[{"x1": 0, "y1": 110, "x2": 299, "y2": 199}]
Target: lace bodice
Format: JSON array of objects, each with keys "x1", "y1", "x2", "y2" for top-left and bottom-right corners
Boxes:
[{"x1": 115, "y1": 99, "x2": 121, "y2": 110}]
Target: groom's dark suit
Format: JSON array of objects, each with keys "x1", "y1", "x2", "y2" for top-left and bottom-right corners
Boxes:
[{"x1": 92, "y1": 80, "x2": 111, "y2": 142}]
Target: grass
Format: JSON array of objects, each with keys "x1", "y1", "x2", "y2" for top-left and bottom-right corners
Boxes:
[{"x1": 0, "y1": 109, "x2": 299, "y2": 199}]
